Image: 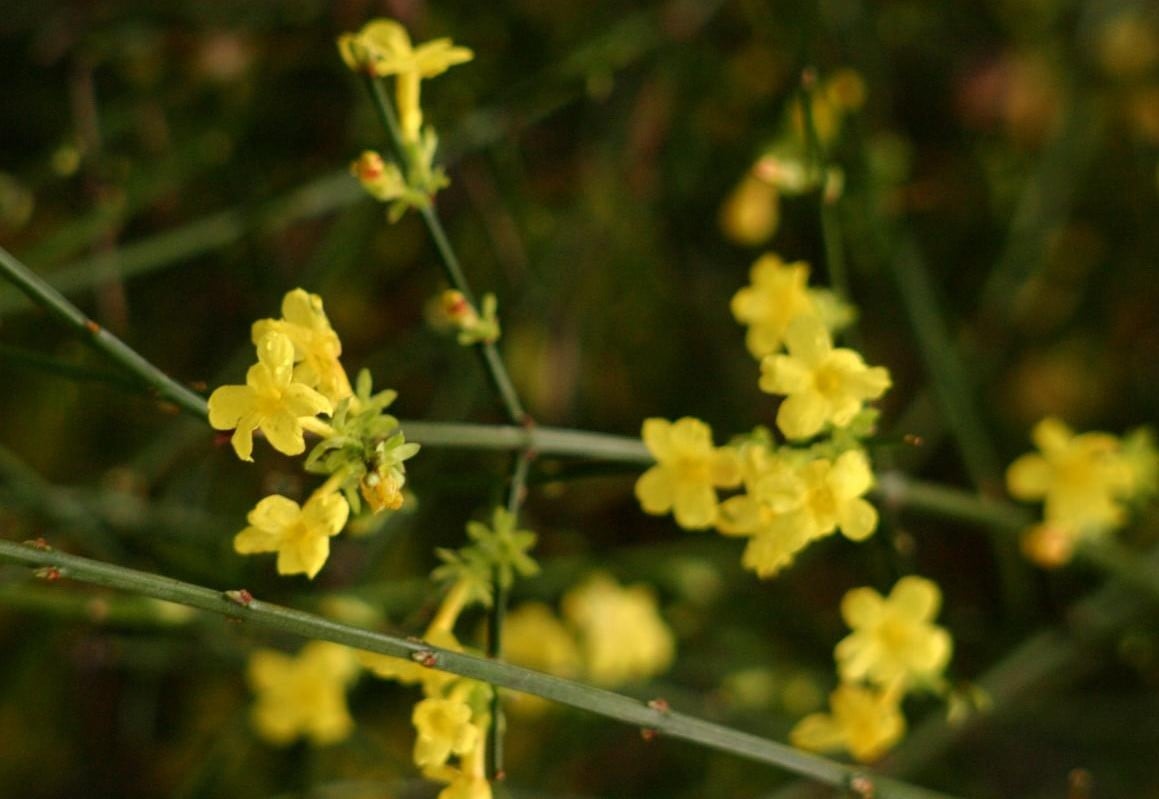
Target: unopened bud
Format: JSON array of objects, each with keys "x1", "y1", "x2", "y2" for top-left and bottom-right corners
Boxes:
[
  {"x1": 1020, "y1": 524, "x2": 1075, "y2": 568},
  {"x1": 441, "y1": 290, "x2": 478, "y2": 327},
  {"x1": 361, "y1": 468, "x2": 404, "y2": 513}
]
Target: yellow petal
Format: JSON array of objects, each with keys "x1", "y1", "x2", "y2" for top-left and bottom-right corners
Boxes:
[
  {"x1": 672, "y1": 482, "x2": 717, "y2": 529},
  {"x1": 234, "y1": 525, "x2": 282, "y2": 555},
  {"x1": 1006, "y1": 454, "x2": 1051, "y2": 499},
  {"x1": 777, "y1": 392, "x2": 830, "y2": 440},
  {"x1": 828, "y1": 450, "x2": 873, "y2": 498},
  {"x1": 641, "y1": 418, "x2": 673, "y2": 460},
  {"x1": 635, "y1": 467, "x2": 674, "y2": 514},
  {"x1": 208, "y1": 385, "x2": 255, "y2": 430},
  {"x1": 710, "y1": 447, "x2": 743, "y2": 487},
  {"x1": 783, "y1": 314, "x2": 831, "y2": 364},
  {"x1": 840, "y1": 586, "x2": 884, "y2": 629},
  {"x1": 837, "y1": 497, "x2": 878, "y2": 541},
  {"x1": 278, "y1": 533, "x2": 330, "y2": 579},
  {"x1": 890, "y1": 576, "x2": 942, "y2": 620},
  {"x1": 261, "y1": 412, "x2": 307, "y2": 457},
  {"x1": 789, "y1": 711, "x2": 845, "y2": 753},
  {"x1": 1032, "y1": 416, "x2": 1073, "y2": 456},
  {"x1": 282, "y1": 383, "x2": 333, "y2": 418},
  {"x1": 759, "y1": 354, "x2": 811, "y2": 395},
  {"x1": 302, "y1": 493, "x2": 350, "y2": 537},
  {"x1": 230, "y1": 418, "x2": 259, "y2": 462}
]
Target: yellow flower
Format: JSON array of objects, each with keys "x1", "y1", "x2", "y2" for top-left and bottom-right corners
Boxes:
[
  {"x1": 338, "y1": 19, "x2": 473, "y2": 141},
  {"x1": 208, "y1": 331, "x2": 333, "y2": 461},
  {"x1": 635, "y1": 417, "x2": 742, "y2": 530},
  {"x1": 730, "y1": 254, "x2": 817, "y2": 358},
  {"x1": 834, "y1": 576, "x2": 952, "y2": 692},
  {"x1": 426, "y1": 767, "x2": 492, "y2": 799},
  {"x1": 790, "y1": 682, "x2": 905, "y2": 763},
  {"x1": 759, "y1": 315, "x2": 891, "y2": 440},
  {"x1": 562, "y1": 572, "x2": 675, "y2": 686},
  {"x1": 1006, "y1": 417, "x2": 1133, "y2": 536},
  {"x1": 252, "y1": 289, "x2": 352, "y2": 405},
  {"x1": 247, "y1": 641, "x2": 359, "y2": 746},
  {"x1": 233, "y1": 492, "x2": 350, "y2": 579},
  {"x1": 732, "y1": 450, "x2": 879, "y2": 578},
  {"x1": 413, "y1": 697, "x2": 479, "y2": 769}
]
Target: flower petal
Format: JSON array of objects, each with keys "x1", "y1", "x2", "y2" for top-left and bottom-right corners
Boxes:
[
  {"x1": 784, "y1": 314, "x2": 831, "y2": 364},
  {"x1": 208, "y1": 385, "x2": 255, "y2": 430},
  {"x1": 261, "y1": 412, "x2": 307, "y2": 457},
  {"x1": 635, "y1": 467, "x2": 674, "y2": 515},
  {"x1": 890, "y1": 576, "x2": 941, "y2": 621},
  {"x1": 777, "y1": 392, "x2": 830, "y2": 440}
]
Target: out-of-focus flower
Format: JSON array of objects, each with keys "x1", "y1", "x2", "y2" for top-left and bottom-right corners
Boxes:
[
  {"x1": 247, "y1": 642, "x2": 359, "y2": 746},
  {"x1": 790, "y1": 682, "x2": 905, "y2": 762},
  {"x1": 834, "y1": 576, "x2": 953, "y2": 692},
  {"x1": 562, "y1": 572, "x2": 675, "y2": 686}
]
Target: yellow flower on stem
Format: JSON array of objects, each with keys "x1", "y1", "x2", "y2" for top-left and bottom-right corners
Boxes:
[
  {"x1": 635, "y1": 417, "x2": 742, "y2": 529},
  {"x1": 562, "y1": 572, "x2": 675, "y2": 687},
  {"x1": 736, "y1": 450, "x2": 880, "y2": 578},
  {"x1": 730, "y1": 254, "x2": 816, "y2": 358},
  {"x1": 252, "y1": 289, "x2": 352, "y2": 405},
  {"x1": 247, "y1": 641, "x2": 359, "y2": 746},
  {"x1": 1006, "y1": 416, "x2": 1133, "y2": 536},
  {"x1": 759, "y1": 314, "x2": 891, "y2": 440},
  {"x1": 790, "y1": 682, "x2": 905, "y2": 763},
  {"x1": 834, "y1": 576, "x2": 953, "y2": 692},
  {"x1": 208, "y1": 331, "x2": 333, "y2": 462},
  {"x1": 338, "y1": 19, "x2": 473, "y2": 142},
  {"x1": 233, "y1": 491, "x2": 350, "y2": 579},
  {"x1": 413, "y1": 697, "x2": 479, "y2": 769}
]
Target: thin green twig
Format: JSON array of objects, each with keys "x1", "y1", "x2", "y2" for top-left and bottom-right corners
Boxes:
[
  {"x1": 360, "y1": 73, "x2": 527, "y2": 426},
  {"x1": 0, "y1": 245, "x2": 209, "y2": 418},
  {"x1": 0, "y1": 538, "x2": 957, "y2": 799},
  {"x1": 487, "y1": 448, "x2": 535, "y2": 779}
]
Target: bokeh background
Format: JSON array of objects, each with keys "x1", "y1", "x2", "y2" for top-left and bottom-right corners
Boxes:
[{"x1": 1, "y1": 0, "x2": 1158, "y2": 797}]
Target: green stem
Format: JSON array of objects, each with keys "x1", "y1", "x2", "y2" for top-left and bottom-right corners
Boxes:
[
  {"x1": 798, "y1": 71, "x2": 853, "y2": 311},
  {"x1": 401, "y1": 420, "x2": 650, "y2": 462},
  {"x1": 487, "y1": 449, "x2": 534, "y2": 780},
  {"x1": 0, "y1": 538, "x2": 955, "y2": 799},
  {"x1": 0, "y1": 245, "x2": 209, "y2": 418},
  {"x1": 361, "y1": 73, "x2": 527, "y2": 425}
]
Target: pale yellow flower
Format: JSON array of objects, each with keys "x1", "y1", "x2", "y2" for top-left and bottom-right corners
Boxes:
[
  {"x1": 413, "y1": 697, "x2": 479, "y2": 769},
  {"x1": 247, "y1": 641, "x2": 359, "y2": 746},
  {"x1": 730, "y1": 254, "x2": 816, "y2": 358},
  {"x1": 790, "y1": 682, "x2": 905, "y2": 762},
  {"x1": 635, "y1": 417, "x2": 742, "y2": 529},
  {"x1": 338, "y1": 19, "x2": 473, "y2": 141},
  {"x1": 759, "y1": 315, "x2": 891, "y2": 440},
  {"x1": 233, "y1": 492, "x2": 350, "y2": 579},
  {"x1": 208, "y1": 331, "x2": 333, "y2": 461},
  {"x1": 1006, "y1": 417, "x2": 1134, "y2": 536},
  {"x1": 834, "y1": 576, "x2": 952, "y2": 691},
  {"x1": 562, "y1": 572, "x2": 675, "y2": 686},
  {"x1": 252, "y1": 289, "x2": 352, "y2": 404}
]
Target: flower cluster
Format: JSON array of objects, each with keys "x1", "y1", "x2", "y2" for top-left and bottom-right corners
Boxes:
[
  {"x1": 339, "y1": 20, "x2": 473, "y2": 218},
  {"x1": 790, "y1": 576, "x2": 954, "y2": 762},
  {"x1": 720, "y1": 69, "x2": 866, "y2": 246},
  {"x1": 208, "y1": 288, "x2": 419, "y2": 578},
  {"x1": 1006, "y1": 417, "x2": 1157, "y2": 567}
]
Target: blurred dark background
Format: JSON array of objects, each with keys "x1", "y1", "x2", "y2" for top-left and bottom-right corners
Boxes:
[{"x1": 1, "y1": 0, "x2": 1158, "y2": 797}]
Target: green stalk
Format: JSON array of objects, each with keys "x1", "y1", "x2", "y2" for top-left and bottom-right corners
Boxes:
[
  {"x1": 0, "y1": 245, "x2": 209, "y2": 418},
  {"x1": 487, "y1": 449, "x2": 534, "y2": 780},
  {"x1": 0, "y1": 538, "x2": 956, "y2": 799},
  {"x1": 400, "y1": 420, "x2": 650, "y2": 462},
  {"x1": 360, "y1": 73, "x2": 527, "y2": 425}
]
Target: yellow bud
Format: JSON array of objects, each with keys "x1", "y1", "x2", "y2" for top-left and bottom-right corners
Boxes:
[
  {"x1": 441, "y1": 290, "x2": 479, "y2": 327},
  {"x1": 1020, "y1": 524, "x2": 1075, "y2": 569},
  {"x1": 361, "y1": 468, "x2": 405, "y2": 513}
]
